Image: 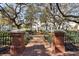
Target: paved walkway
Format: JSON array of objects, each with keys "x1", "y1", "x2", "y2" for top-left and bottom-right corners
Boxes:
[
  {"x1": 21, "y1": 35, "x2": 79, "y2": 56},
  {"x1": 22, "y1": 35, "x2": 51, "y2": 56},
  {"x1": 0, "y1": 35, "x2": 79, "y2": 56}
]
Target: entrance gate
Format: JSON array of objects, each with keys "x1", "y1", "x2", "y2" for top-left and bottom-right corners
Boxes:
[{"x1": 9, "y1": 31, "x2": 65, "y2": 56}]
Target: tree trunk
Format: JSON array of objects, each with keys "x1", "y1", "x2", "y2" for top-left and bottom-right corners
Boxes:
[
  {"x1": 46, "y1": 24, "x2": 48, "y2": 31},
  {"x1": 30, "y1": 20, "x2": 33, "y2": 31},
  {"x1": 30, "y1": 23, "x2": 32, "y2": 31},
  {"x1": 16, "y1": 24, "x2": 21, "y2": 29},
  {"x1": 45, "y1": 21, "x2": 48, "y2": 31},
  {"x1": 13, "y1": 22, "x2": 22, "y2": 29},
  {"x1": 11, "y1": 19, "x2": 22, "y2": 29}
]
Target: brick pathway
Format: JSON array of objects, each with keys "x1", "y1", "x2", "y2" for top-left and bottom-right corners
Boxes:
[
  {"x1": 21, "y1": 35, "x2": 51, "y2": 56},
  {"x1": 21, "y1": 35, "x2": 79, "y2": 56},
  {"x1": 0, "y1": 35, "x2": 79, "y2": 56}
]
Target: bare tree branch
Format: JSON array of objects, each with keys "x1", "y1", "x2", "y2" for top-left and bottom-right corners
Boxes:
[
  {"x1": 49, "y1": 3, "x2": 79, "y2": 25},
  {"x1": 66, "y1": 18, "x2": 79, "y2": 24},
  {"x1": 14, "y1": 4, "x2": 22, "y2": 19},
  {"x1": 5, "y1": 3, "x2": 15, "y2": 11},
  {"x1": 17, "y1": 4, "x2": 22, "y2": 14},
  {"x1": 0, "y1": 4, "x2": 23, "y2": 29},
  {"x1": 0, "y1": 5, "x2": 12, "y2": 19},
  {"x1": 56, "y1": 3, "x2": 79, "y2": 18}
]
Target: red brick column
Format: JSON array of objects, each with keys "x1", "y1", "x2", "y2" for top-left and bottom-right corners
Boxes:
[
  {"x1": 10, "y1": 31, "x2": 25, "y2": 56},
  {"x1": 51, "y1": 31, "x2": 65, "y2": 54}
]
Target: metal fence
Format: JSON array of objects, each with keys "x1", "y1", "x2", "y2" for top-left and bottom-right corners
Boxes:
[
  {"x1": 0, "y1": 31, "x2": 12, "y2": 47},
  {"x1": 0, "y1": 31, "x2": 79, "y2": 47}
]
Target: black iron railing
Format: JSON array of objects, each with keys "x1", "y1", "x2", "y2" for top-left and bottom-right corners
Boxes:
[
  {"x1": 0, "y1": 31, "x2": 79, "y2": 47},
  {"x1": 0, "y1": 31, "x2": 12, "y2": 47}
]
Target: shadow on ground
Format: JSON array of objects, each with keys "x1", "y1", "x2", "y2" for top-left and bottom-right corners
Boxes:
[
  {"x1": 0, "y1": 42, "x2": 79, "y2": 56},
  {"x1": 22, "y1": 45, "x2": 50, "y2": 56},
  {"x1": 65, "y1": 42, "x2": 79, "y2": 51}
]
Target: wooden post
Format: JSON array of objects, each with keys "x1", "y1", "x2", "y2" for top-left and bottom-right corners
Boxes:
[
  {"x1": 10, "y1": 31, "x2": 25, "y2": 56},
  {"x1": 51, "y1": 31, "x2": 65, "y2": 55}
]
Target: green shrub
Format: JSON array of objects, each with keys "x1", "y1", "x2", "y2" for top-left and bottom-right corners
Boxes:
[
  {"x1": 24, "y1": 32, "x2": 33, "y2": 45},
  {"x1": 43, "y1": 32, "x2": 52, "y2": 43},
  {"x1": 66, "y1": 31, "x2": 79, "y2": 43}
]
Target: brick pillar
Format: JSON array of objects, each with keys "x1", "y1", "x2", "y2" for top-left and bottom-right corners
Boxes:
[
  {"x1": 51, "y1": 31, "x2": 65, "y2": 54},
  {"x1": 10, "y1": 31, "x2": 25, "y2": 56}
]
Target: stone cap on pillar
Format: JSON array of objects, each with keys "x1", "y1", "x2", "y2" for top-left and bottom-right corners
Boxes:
[
  {"x1": 10, "y1": 29, "x2": 26, "y2": 33},
  {"x1": 10, "y1": 29, "x2": 26, "y2": 36}
]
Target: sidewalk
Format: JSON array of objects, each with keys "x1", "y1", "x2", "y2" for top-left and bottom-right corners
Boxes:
[{"x1": 22, "y1": 36, "x2": 51, "y2": 56}]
